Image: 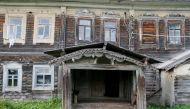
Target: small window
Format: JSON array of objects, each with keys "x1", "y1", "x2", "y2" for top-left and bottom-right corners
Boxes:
[
  {"x1": 168, "y1": 24, "x2": 181, "y2": 44},
  {"x1": 78, "y1": 19, "x2": 91, "y2": 41},
  {"x1": 32, "y1": 65, "x2": 54, "y2": 90},
  {"x1": 3, "y1": 63, "x2": 22, "y2": 92},
  {"x1": 104, "y1": 22, "x2": 116, "y2": 42},
  {"x1": 37, "y1": 18, "x2": 50, "y2": 39}
]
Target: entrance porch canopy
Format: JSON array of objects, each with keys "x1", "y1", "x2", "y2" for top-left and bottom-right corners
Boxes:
[
  {"x1": 45, "y1": 43, "x2": 160, "y2": 65},
  {"x1": 45, "y1": 43, "x2": 160, "y2": 109}
]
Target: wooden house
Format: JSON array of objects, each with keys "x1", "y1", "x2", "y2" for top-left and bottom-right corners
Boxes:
[{"x1": 0, "y1": 0, "x2": 190, "y2": 109}]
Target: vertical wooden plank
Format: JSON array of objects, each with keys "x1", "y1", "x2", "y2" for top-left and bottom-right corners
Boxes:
[
  {"x1": 136, "y1": 68, "x2": 146, "y2": 109},
  {"x1": 58, "y1": 65, "x2": 63, "y2": 96},
  {"x1": 63, "y1": 63, "x2": 72, "y2": 109}
]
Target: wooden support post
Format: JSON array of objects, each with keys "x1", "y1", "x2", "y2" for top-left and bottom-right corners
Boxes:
[
  {"x1": 136, "y1": 68, "x2": 146, "y2": 109},
  {"x1": 161, "y1": 70, "x2": 175, "y2": 107},
  {"x1": 58, "y1": 65, "x2": 63, "y2": 96}
]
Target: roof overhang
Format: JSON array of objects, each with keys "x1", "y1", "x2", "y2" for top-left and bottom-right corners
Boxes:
[{"x1": 45, "y1": 43, "x2": 161, "y2": 65}]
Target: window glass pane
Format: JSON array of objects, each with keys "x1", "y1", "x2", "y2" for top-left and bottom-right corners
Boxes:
[
  {"x1": 79, "y1": 20, "x2": 91, "y2": 26},
  {"x1": 8, "y1": 69, "x2": 18, "y2": 75},
  {"x1": 169, "y1": 30, "x2": 174, "y2": 37},
  {"x1": 38, "y1": 26, "x2": 45, "y2": 37},
  {"x1": 45, "y1": 75, "x2": 51, "y2": 84},
  {"x1": 104, "y1": 22, "x2": 116, "y2": 28},
  {"x1": 105, "y1": 29, "x2": 110, "y2": 41},
  {"x1": 110, "y1": 29, "x2": 116, "y2": 42},
  {"x1": 79, "y1": 26, "x2": 85, "y2": 40},
  {"x1": 36, "y1": 67, "x2": 49, "y2": 74},
  {"x1": 44, "y1": 25, "x2": 49, "y2": 38},
  {"x1": 9, "y1": 17, "x2": 22, "y2": 25},
  {"x1": 39, "y1": 18, "x2": 49, "y2": 25},
  {"x1": 8, "y1": 79, "x2": 12, "y2": 86},
  {"x1": 14, "y1": 79, "x2": 18, "y2": 86},
  {"x1": 36, "y1": 75, "x2": 43, "y2": 84},
  {"x1": 16, "y1": 25, "x2": 21, "y2": 38},
  {"x1": 85, "y1": 27, "x2": 91, "y2": 41}
]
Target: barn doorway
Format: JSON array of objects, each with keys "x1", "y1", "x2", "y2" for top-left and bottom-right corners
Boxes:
[{"x1": 71, "y1": 69, "x2": 134, "y2": 103}]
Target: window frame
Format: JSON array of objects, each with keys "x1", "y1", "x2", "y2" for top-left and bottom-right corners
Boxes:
[
  {"x1": 139, "y1": 17, "x2": 159, "y2": 47},
  {"x1": 104, "y1": 21, "x2": 117, "y2": 42},
  {"x1": 78, "y1": 19, "x2": 92, "y2": 41},
  {"x1": 3, "y1": 14, "x2": 26, "y2": 45},
  {"x1": 32, "y1": 65, "x2": 54, "y2": 91},
  {"x1": 2, "y1": 63, "x2": 22, "y2": 92},
  {"x1": 167, "y1": 23, "x2": 181, "y2": 44},
  {"x1": 33, "y1": 14, "x2": 55, "y2": 45}
]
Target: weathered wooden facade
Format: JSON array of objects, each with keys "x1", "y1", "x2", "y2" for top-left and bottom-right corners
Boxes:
[{"x1": 0, "y1": 0, "x2": 190, "y2": 109}]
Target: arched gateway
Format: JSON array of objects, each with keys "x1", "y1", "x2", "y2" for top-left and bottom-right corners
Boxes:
[{"x1": 45, "y1": 43, "x2": 159, "y2": 109}]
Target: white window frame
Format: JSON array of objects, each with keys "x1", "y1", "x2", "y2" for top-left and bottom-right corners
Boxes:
[
  {"x1": 78, "y1": 19, "x2": 92, "y2": 41},
  {"x1": 33, "y1": 14, "x2": 55, "y2": 45},
  {"x1": 32, "y1": 65, "x2": 54, "y2": 90},
  {"x1": 2, "y1": 63, "x2": 22, "y2": 92},
  {"x1": 3, "y1": 14, "x2": 26, "y2": 45}
]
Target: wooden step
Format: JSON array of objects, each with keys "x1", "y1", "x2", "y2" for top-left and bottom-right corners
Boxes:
[{"x1": 72, "y1": 103, "x2": 134, "y2": 109}]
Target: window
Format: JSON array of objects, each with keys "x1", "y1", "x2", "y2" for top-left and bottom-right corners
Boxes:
[
  {"x1": 104, "y1": 22, "x2": 116, "y2": 42},
  {"x1": 37, "y1": 18, "x2": 50, "y2": 39},
  {"x1": 78, "y1": 19, "x2": 91, "y2": 41},
  {"x1": 3, "y1": 14, "x2": 26, "y2": 45},
  {"x1": 168, "y1": 24, "x2": 181, "y2": 44},
  {"x1": 142, "y1": 21, "x2": 156, "y2": 44},
  {"x1": 32, "y1": 65, "x2": 54, "y2": 90},
  {"x1": 33, "y1": 14, "x2": 55, "y2": 45},
  {"x1": 3, "y1": 63, "x2": 22, "y2": 92}
]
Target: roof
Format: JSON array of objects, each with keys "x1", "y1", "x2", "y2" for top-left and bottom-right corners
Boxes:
[
  {"x1": 156, "y1": 50, "x2": 190, "y2": 71},
  {"x1": 45, "y1": 42, "x2": 160, "y2": 64}
]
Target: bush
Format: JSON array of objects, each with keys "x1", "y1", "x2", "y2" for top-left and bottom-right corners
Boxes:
[{"x1": 0, "y1": 97, "x2": 62, "y2": 109}]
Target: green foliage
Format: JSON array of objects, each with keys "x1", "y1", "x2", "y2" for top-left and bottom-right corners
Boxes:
[
  {"x1": 148, "y1": 104, "x2": 190, "y2": 109},
  {"x1": 0, "y1": 97, "x2": 62, "y2": 109}
]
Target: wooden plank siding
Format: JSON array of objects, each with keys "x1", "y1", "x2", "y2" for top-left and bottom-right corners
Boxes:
[{"x1": 175, "y1": 76, "x2": 190, "y2": 104}]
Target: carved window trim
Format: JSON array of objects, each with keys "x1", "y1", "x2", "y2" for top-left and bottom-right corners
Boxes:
[
  {"x1": 2, "y1": 63, "x2": 22, "y2": 92},
  {"x1": 33, "y1": 14, "x2": 55, "y2": 45},
  {"x1": 138, "y1": 17, "x2": 159, "y2": 48},
  {"x1": 3, "y1": 14, "x2": 26, "y2": 45},
  {"x1": 165, "y1": 19, "x2": 185, "y2": 45},
  {"x1": 75, "y1": 9, "x2": 95, "y2": 45},
  {"x1": 101, "y1": 11, "x2": 120, "y2": 45}
]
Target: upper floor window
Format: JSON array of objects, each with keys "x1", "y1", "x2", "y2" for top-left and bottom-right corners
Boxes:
[
  {"x1": 32, "y1": 65, "x2": 54, "y2": 90},
  {"x1": 168, "y1": 23, "x2": 181, "y2": 44},
  {"x1": 33, "y1": 14, "x2": 55, "y2": 45},
  {"x1": 104, "y1": 21, "x2": 116, "y2": 42},
  {"x1": 3, "y1": 14, "x2": 26, "y2": 46},
  {"x1": 78, "y1": 19, "x2": 92, "y2": 41},
  {"x1": 37, "y1": 18, "x2": 50, "y2": 39},
  {"x1": 142, "y1": 21, "x2": 156, "y2": 44},
  {"x1": 3, "y1": 63, "x2": 22, "y2": 92}
]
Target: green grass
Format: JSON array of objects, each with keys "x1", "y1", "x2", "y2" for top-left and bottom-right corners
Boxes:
[
  {"x1": 148, "y1": 104, "x2": 190, "y2": 109},
  {"x1": 0, "y1": 97, "x2": 62, "y2": 109}
]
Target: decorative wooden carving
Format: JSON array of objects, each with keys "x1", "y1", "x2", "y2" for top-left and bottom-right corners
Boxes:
[
  {"x1": 102, "y1": 10, "x2": 120, "y2": 19},
  {"x1": 75, "y1": 9, "x2": 95, "y2": 17},
  {"x1": 49, "y1": 48, "x2": 145, "y2": 67}
]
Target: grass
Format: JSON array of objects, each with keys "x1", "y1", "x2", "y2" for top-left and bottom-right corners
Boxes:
[
  {"x1": 1, "y1": 99, "x2": 190, "y2": 109},
  {"x1": 0, "y1": 97, "x2": 62, "y2": 109},
  {"x1": 148, "y1": 104, "x2": 190, "y2": 109}
]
